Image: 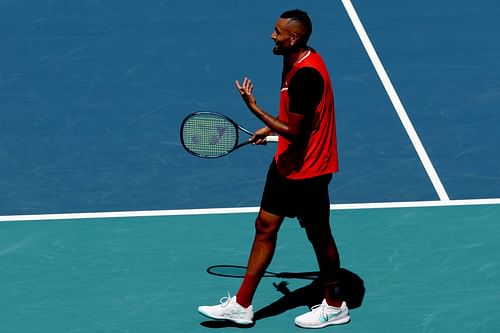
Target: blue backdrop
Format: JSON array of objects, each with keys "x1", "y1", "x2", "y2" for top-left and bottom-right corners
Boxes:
[{"x1": 1, "y1": 0, "x2": 499, "y2": 215}]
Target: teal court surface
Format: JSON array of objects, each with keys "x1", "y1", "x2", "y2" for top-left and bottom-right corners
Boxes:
[
  {"x1": 1, "y1": 0, "x2": 500, "y2": 332},
  {"x1": 1, "y1": 203, "x2": 499, "y2": 332}
]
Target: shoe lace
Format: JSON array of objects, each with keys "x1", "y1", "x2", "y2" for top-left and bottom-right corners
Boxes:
[
  {"x1": 219, "y1": 292, "x2": 232, "y2": 308},
  {"x1": 310, "y1": 303, "x2": 326, "y2": 314},
  {"x1": 310, "y1": 302, "x2": 331, "y2": 321}
]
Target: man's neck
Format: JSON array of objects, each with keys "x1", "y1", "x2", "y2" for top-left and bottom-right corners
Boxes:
[{"x1": 284, "y1": 47, "x2": 309, "y2": 67}]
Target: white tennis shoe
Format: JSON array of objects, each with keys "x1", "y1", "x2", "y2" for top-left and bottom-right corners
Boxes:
[
  {"x1": 294, "y1": 299, "x2": 350, "y2": 328},
  {"x1": 198, "y1": 293, "x2": 254, "y2": 325}
]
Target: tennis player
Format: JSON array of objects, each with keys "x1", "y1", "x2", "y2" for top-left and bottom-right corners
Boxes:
[{"x1": 198, "y1": 9, "x2": 349, "y2": 328}]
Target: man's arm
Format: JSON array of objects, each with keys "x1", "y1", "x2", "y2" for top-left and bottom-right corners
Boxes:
[
  {"x1": 288, "y1": 67, "x2": 323, "y2": 119},
  {"x1": 236, "y1": 69, "x2": 323, "y2": 142},
  {"x1": 236, "y1": 77, "x2": 304, "y2": 142}
]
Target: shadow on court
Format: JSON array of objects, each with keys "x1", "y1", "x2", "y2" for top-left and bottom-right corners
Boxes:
[{"x1": 200, "y1": 267, "x2": 365, "y2": 328}]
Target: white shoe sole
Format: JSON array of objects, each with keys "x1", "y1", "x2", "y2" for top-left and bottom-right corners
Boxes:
[
  {"x1": 197, "y1": 307, "x2": 253, "y2": 325},
  {"x1": 295, "y1": 314, "x2": 350, "y2": 329}
]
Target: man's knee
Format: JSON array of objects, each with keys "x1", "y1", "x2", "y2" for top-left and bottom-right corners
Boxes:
[{"x1": 255, "y1": 210, "x2": 283, "y2": 236}]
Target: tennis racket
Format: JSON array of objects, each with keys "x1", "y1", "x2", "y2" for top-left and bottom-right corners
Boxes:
[
  {"x1": 207, "y1": 265, "x2": 319, "y2": 280},
  {"x1": 180, "y1": 111, "x2": 278, "y2": 158}
]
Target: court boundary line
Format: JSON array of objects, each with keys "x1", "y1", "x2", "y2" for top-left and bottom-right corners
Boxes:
[
  {"x1": 0, "y1": 198, "x2": 499, "y2": 222},
  {"x1": 341, "y1": 0, "x2": 450, "y2": 201}
]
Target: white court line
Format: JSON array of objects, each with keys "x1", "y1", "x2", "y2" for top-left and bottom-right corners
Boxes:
[
  {"x1": 341, "y1": 0, "x2": 450, "y2": 201},
  {"x1": 0, "y1": 198, "x2": 499, "y2": 222}
]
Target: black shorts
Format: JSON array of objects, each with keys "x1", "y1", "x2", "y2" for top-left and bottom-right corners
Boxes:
[{"x1": 260, "y1": 161, "x2": 332, "y2": 226}]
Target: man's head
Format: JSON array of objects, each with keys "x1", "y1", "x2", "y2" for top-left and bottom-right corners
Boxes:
[{"x1": 271, "y1": 9, "x2": 312, "y2": 55}]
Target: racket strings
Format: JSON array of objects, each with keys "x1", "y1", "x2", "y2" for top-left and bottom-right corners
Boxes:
[{"x1": 182, "y1": 113, "x2": 238, "y2": 157}]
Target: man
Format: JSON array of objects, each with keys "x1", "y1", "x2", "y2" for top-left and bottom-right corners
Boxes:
[{"x1": 198, "y1": 9, "x2": 349, "y2": 329}]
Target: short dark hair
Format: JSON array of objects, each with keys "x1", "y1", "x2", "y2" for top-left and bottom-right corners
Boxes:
[{"x1": 280, "y1": 9, "x2": 312, "y2": 46}]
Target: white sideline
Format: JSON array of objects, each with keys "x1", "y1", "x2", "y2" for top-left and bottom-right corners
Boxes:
[
  {"x1": 341, "y1": 0, "x2": 450, "y2": 201},
  {"x1": 1, "y1": 198, "x2": 499, "y2": 222}
]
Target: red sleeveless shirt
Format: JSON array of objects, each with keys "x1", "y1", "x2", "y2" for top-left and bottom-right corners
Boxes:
[{"x1": 274, "y1": 49, "x2": 338, "y2": 179}]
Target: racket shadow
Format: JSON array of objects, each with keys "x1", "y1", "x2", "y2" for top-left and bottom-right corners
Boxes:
[
  {"x1": 201, "y1": 265, "x2": 365, "y2": 326},
  {"x1": 254, "y1": 267, "x2": 365, "y2": 322}
]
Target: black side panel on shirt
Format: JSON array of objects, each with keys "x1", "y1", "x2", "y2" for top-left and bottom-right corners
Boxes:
[{"x1": 288, "y1": 67, "x2": 324, "y2": 116}]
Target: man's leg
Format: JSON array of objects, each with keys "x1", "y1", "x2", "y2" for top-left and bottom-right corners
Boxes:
[
  {"x1": 197, "y1": 209, "x2": 283, "y2": 325},
  {"x1": 294, "y1": 218, "x2": 350, "y2": 329},
  {"x1": 236, "y1": 208, "x2": 284, "y2": 307},
  {"x1": 294, "y1": 178, "x2": 351, "y2": 329},
  {"x1": 303, "y1": 219, "x2": 342, "y2": 307}
]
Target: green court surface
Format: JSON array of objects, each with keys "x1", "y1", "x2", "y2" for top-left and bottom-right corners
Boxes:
[{"x1": 1, "y1": 203, "x2": 499, "y2": 332}]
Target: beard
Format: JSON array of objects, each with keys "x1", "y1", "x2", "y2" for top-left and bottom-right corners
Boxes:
[
  {"x1": 272, "y1": 44, "x2": 290, "y2": 55},
  {"x1": 272, "y1": 46, "x2": 282, "y2": 55},
  {"x1": 272, "y1": 42, "x2": 301, "y2": 56}
]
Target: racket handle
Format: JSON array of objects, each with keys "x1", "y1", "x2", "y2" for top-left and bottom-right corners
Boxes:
[{"x1": 265, "y1": 135, "x2": 279, "y2": 143}]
